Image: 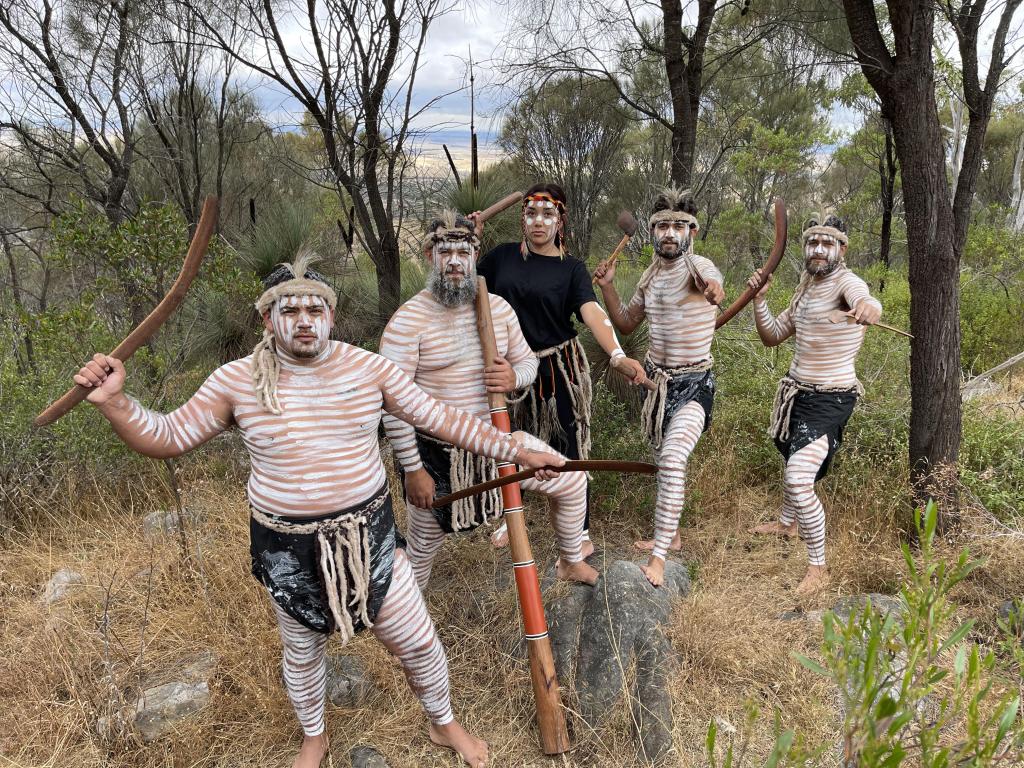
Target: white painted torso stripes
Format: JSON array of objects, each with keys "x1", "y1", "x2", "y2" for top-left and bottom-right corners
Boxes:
[
  {"x1": 379, "y1": 290, "x2": 538, "y2": 471},
  {"x1": 120, "y1": 340, "x2": 519, "y2": 517},
  {"x1": 754, "y1": 268, "x2": 881, "y2": 388},
  {"x1": 624, "y1": 254, "x2": 722, "y2": 366}
]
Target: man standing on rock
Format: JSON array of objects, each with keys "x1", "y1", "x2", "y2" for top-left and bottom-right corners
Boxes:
[
  {"x1": 380, "y1": 211, "x2": 598, "y2": 588},
  {"x1": 72, "y1": 253, "x2": 566, "y2": 768},
  {"x1": 593, "y1": 188, "x2": 725, "y2": 586},
  {"x1": 746, "y1": 214, "x2": 882, "y2": 594}
]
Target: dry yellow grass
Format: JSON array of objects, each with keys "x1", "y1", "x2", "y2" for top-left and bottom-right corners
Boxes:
[{"x1": 1, "y1": 415, "x2": 1021, "y2": 767}]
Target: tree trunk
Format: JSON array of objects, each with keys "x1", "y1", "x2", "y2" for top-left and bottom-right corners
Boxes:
[
  {"x1": 878, "y1": 118, "x2": 897, "y2": 290},
  {"x1": 888, "y1": 75, "x2": 962, "y2": 507},
  {"x1": 374, "y1": 231, "x2": 402, "y2": 322}
]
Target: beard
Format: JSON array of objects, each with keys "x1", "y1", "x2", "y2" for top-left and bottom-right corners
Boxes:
[
  {"x1": 804, "y1": 252, "x2": 841, "y2": 276},
  {"x1": 655, "y1": 233, "x2": 690, "y2": 260},
  {"x1": 428, "y1": 266, "x2": 477, "y2": 307}
]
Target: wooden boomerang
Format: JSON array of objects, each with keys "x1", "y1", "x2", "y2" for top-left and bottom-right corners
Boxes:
[
  {"x1": 431, "y1": 460, "x2": 658, "y2": 508},
  {"x1": 714, "y1": 198, "x2": 788, "y2": 329},
  {"x1": 34, "y1": 197, "x2": 220, "y2": 427},
  {"x1": 827, "y1": 309, "x2": 913, "y2": 338}
]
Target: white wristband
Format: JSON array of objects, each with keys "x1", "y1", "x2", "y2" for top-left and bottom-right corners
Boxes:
[{"x1": 610, "y1": 349, "x2": 625, "y2": 362}]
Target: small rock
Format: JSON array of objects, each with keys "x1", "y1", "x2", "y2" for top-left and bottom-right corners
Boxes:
[
  {"x1": 134, "y1": 679, "x2": 211, "y2": 742},
  {"x1": 832, "y1": 593, "x2": 904, "y2": 624},
  {"x1": 142, "y1": 508, "x2": 199, "y2": 537},
  {"x1": 999, "y1": 599, "x2": 1023, "y2": 636},
  {"x1": 350, "y1": 744, "x2": 391, "y2": 768},
  {"x1": 326, "y1": 654, "x2": 376, "y2": 707},
  {"x1": 41, "y1": 568, "x2": 84, "y2": 605}
]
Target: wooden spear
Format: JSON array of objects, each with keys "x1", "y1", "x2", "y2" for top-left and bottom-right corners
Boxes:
[{"x1": 474, "y1": 275, "x2": 570, "y2": 755}]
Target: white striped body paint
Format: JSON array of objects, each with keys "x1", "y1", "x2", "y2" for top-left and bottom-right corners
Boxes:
[
  {"x1": 622, "y1": 251, "x2": 721, "y2": 558},
  {"x1": 755, "y1": 267, "x2": 882, "y2": 567},
  {"x1": 623, "y1": 254, "x2": 722, "y2": 367},
  {"x1": 273, "y1": 550, "x2": 453, "y2": 736},
  {"x1": 753, "y1": 268, "x2": 881, "y2": 387},
  {"x1": 119, "y1": 341, "x2": 521, "y2": 517},
  {"x1": 380, "y1": 291, "x2": 587, "y2": 587}
]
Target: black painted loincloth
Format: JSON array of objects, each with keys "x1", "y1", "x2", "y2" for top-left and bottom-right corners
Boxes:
[
  {"x1": 641, "y1": 358, "x2": 715, "y2": 449},
  {"x1": 773, "y1": 387, "x2": 858, "y2": 481},
  {"x1": 400, "y1": 432, "x2": 502, "y2": 534},
  {"x1": 250, "y1": 485, "x2": 396, "y2": 636}
]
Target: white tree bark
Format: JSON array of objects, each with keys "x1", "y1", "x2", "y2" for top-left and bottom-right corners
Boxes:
[
  {"x1": 948, "y1": 97, "x2": 967, "y2": 199},
  {"x1": 1010, "y1": 133, "x2": 1024, "y2": 232}
]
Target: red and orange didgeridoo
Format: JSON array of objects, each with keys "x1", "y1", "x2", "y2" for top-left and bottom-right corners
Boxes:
[{"x1": 474, "y1": 276, "x2": 570, "y2": 755}]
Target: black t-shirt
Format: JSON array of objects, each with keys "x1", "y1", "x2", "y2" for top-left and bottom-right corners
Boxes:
[{"x1": 477, "y1": 242, "x2": 597, "y2": 351}]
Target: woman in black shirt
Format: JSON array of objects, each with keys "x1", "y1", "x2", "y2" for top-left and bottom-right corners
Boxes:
[{"x1": 473, "y1": 183, "x2": 647, "y2": 552}]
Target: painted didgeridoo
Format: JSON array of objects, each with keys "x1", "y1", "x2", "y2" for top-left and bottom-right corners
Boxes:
[{"x1": 474, "y1": 276, "x2": 570, "y2": 755}]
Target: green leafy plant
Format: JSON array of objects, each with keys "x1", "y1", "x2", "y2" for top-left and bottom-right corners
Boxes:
[{"x1": 796, "y1": 501, "x2": 1023, "y2": 766}]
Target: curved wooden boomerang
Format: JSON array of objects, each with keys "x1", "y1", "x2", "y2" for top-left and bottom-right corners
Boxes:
[
  {"x1": 431, "y1": 459, "x2": 659, "y2": 508},
  {"x1": 34, "y1": 196, "x2": 220, "y2": 427},
  {"x1": 714, "y1": 197, "x2": 788, "y2": 329}
]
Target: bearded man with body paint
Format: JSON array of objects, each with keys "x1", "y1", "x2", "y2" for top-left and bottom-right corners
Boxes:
[
  {"x1": 380, "y1": 212, "x2": 599, "y2": 589},
  {"x1": 746, "y1": 214, "x2": 882, "y2": 595},
  {"x1": 469, "y1": 183, "x2": 648, "y2": 554},
  {"x1": 593, "y1": 189, "x2": 725, "y2": 587},
  {"x1": 72, "y1": 255, "x2": 567, "y2": 768}
]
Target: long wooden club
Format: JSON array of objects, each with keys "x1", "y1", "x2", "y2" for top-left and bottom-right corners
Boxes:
[
  {"x1": 34, "y1": 197, "x2": 220, "y2": 427},
  {"x1": 475, "y1": 276, "x2": 570, "y2": 755}
]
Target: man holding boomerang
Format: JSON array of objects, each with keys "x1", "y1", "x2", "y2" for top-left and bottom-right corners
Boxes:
[
  {"x1": 594, "y1": 188, "x2": 725, "y2": 586},
  {"x1": 71, "y1": 253, "x2": 567, "y2": 768}
]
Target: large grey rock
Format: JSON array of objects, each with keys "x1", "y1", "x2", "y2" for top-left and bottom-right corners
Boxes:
[
  {"x1": 326, "y1": 654, "x2": 377, "y2": 707},
  {"x1": 41, "y1": 568, "x2": 84, "y2": 604},
  {"x1": 631, "y1": 632, "x2": 677, "y2": 763},
  {"x1": 545, "y1": 559, "x2": 690, "y2": 765},
  {"x1": 576, "y1": 559, "x2": 689, "y2": 724},
  {"x1": 350, "y1": 744, "x2": 391, "y2": 768},
  {"x1": 541, "y1": 566, "x2": 596, "y2": 681}
]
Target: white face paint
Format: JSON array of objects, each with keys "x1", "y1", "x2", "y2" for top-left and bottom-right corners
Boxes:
[
  {"x1": 652, "y1": 219, "x2": 694, "y2": 259},
  {"x1": 271, "y1": 294, "x2": 331, "y2": 358},
  {"x1": 804, "y1": 233, "x2": 841, "y2": 275},
  {"x1": 432, "y1": 237, "x2": 476, "y2": 285},
  {"x1": 523, "y1": 200, "x2": 559, "y2": 246}
]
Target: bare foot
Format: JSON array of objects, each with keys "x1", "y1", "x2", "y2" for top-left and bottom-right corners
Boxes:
[
  {"x1": 749, "y1": 520, "x2": 799, "y2": 538},
  {"x1": 581, "y1": 538, "x2": 595, "y2": 558},
  {"x1": 429, "y1": 721, "x2": 489, "y2": 767},
  {"x1": 489, "y1": 521, "x2": 508, "y2": 549},
  {"x1": 557, "y1": 558, "x2": 599, "y2": 585},
  {"x1": 635, "y1": 531, "x2": 681, "y2": 552},
  {"x1": 795, "y1": 565, "x2": 830, "y2": 596},
  {"x1": 639, "y1": 555, "x2": 665, "y2": 587},
  {"x1": 292, "y1": 733, "x2": 328, "y2": 768}
]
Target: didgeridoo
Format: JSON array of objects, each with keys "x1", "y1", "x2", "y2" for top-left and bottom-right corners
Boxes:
[{"x1": 475, "y1": 276, "x2": 570, "y2": 755}]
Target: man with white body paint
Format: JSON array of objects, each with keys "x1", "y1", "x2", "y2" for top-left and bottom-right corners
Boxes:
[
  {"x1": 380, "y1": 212, "x2": 598, "y2": 588},
  {"x1": 72, "y1": 254, "x2": 567, "y2": 768},
  {"x1": 746, "y1": 214, "x2": 882, "y2": 594},
  {"x1": 594, "y1": 188, "x2": 725, "y2": 587}
]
